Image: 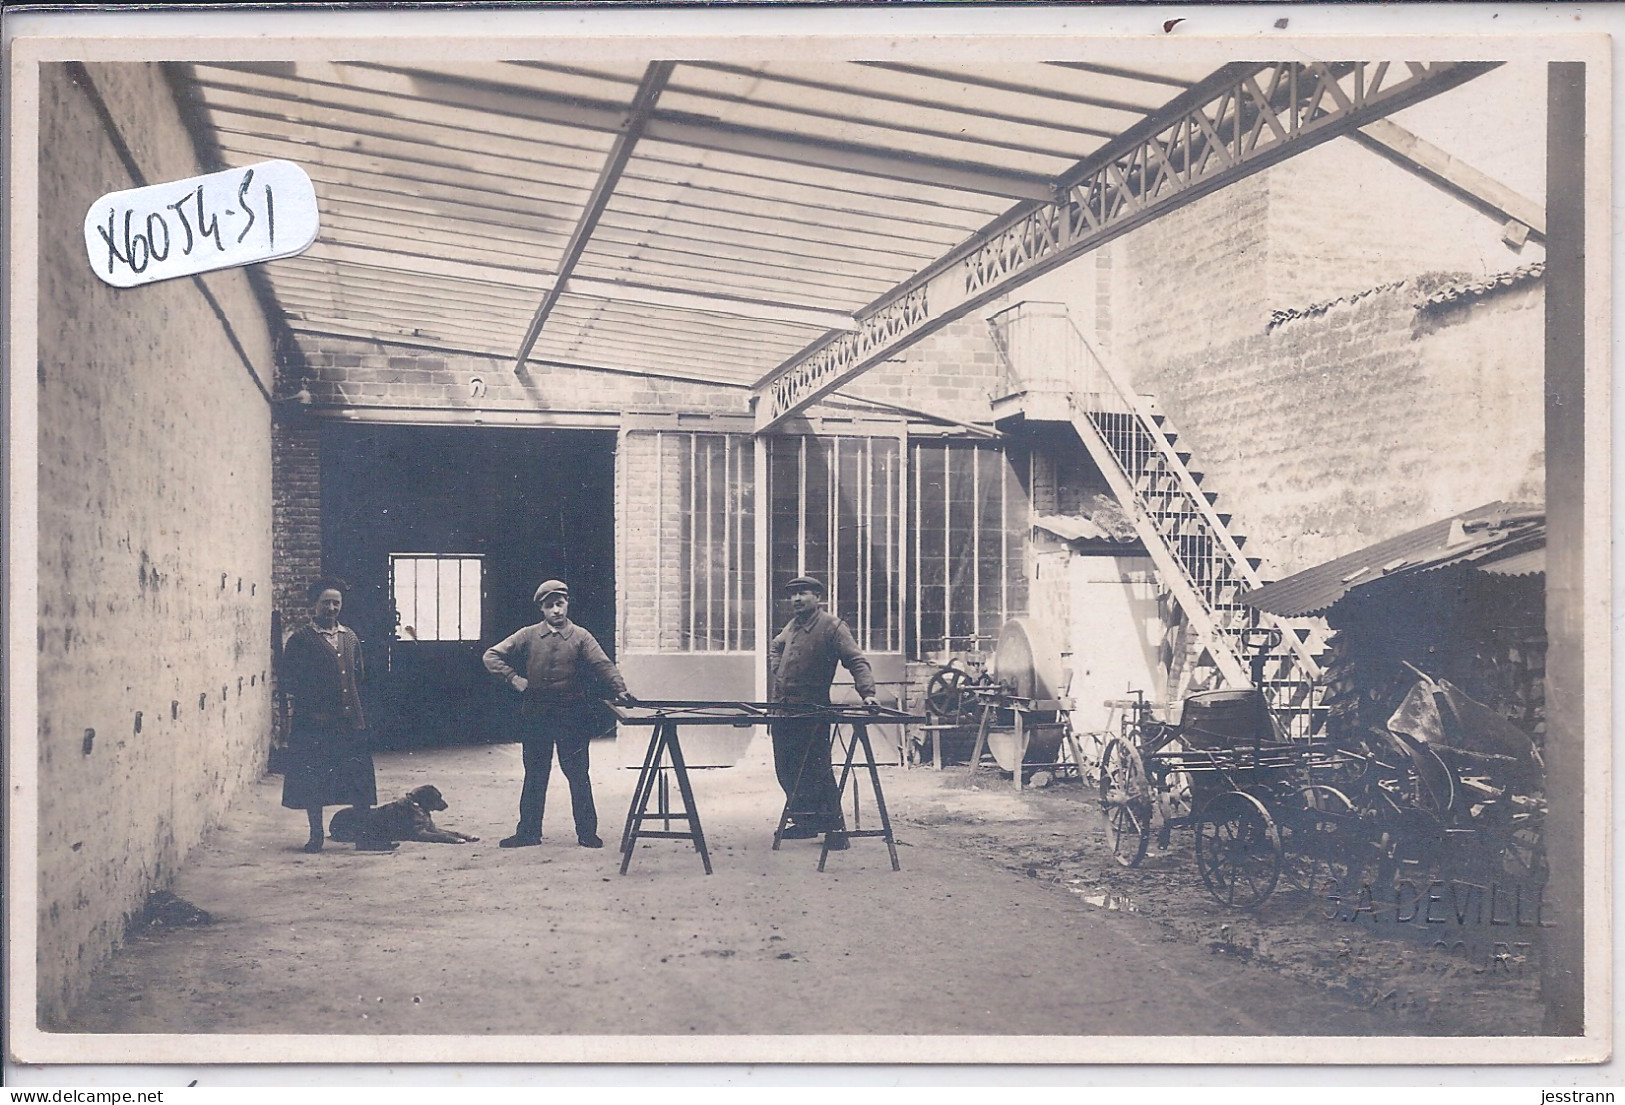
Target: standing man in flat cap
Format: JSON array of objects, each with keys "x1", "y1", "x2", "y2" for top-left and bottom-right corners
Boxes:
[
  {"x1": 484, "y1": 579, "x2": 634, "y2": 849},
  {"x1": 768, "y1": 575, "x2": 878, "y2": 850}
]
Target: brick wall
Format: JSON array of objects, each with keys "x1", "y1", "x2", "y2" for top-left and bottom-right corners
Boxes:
[
  {"x1": 1262, "y1": 137, "x2": 1532, "y2": 317},
  {"x1": 1121, "y1": 279, "x2": 1544, "y2": 580},
  {"x1": 271, "y1": 418, "x2": 321, "y2": 621},
  {"x1": 1106, "y1": 137, "x2": 1540, "y2": 366},
  {"x1": 842, "y1": 315, "x2": 1009, "y2": 422},
  {"x1": 295, "y1": 334, "x2": 750, "y2": 418},
  {"x1": 36, "y1": 63, "x2": 278, "y2": 1024},
  {"x1": 1109, "y1": 173, "x2": 1273, "y2": 360},
  {"x1": 1096, "y1": 143, "x2": 1546, "y2": 581},
  {"x1": 1027, "y1": 544, "x2": 1071, "y2": 669},
  {"x1": 616, "y1": 430, "x2": 701, "y2": 652}
]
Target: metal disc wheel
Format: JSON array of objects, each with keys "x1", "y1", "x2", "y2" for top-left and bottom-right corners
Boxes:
[
  {"x1": 1097, "y1": 738, "x2": 1152, "y2": 867},
  {"x1": 1194, "y1": 790, "x2": 1282, "y2": 910}
]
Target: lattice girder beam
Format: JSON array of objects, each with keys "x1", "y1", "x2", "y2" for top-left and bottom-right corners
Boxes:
[{"x1": 753, "y1": 59, "x2": 1498, "y2": 431}]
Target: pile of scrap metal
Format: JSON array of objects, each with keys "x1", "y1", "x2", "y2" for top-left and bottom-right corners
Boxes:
[{"x1": 1241, "y1": 501, "x2": 1547, "y2": 883}]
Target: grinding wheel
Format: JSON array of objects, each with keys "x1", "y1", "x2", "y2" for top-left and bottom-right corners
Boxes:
[{"x1": 985, "y1": 617, "x2": 1068, "y2": 773}]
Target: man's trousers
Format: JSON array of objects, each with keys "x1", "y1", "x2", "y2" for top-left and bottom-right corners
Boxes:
[
  {"x1": 515, "y1": 705, "x2": 599, "y2": 840},
  {"x1": 770, "y1": 716, "x2": 844, "y2": 831}
]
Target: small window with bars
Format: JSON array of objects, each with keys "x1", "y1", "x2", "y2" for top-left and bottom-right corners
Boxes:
[{"x1": 389, "y1": 554, "x2": 483, "y2": 642}]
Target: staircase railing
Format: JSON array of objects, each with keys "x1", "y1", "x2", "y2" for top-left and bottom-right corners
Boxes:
[{"x1": 988, "y1": 301, "x2": 1328, "y2": 736}]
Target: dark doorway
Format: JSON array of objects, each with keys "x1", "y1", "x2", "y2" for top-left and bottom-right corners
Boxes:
[{"x1": 321, "y1": 424, "x2": 616, "y2": 749}]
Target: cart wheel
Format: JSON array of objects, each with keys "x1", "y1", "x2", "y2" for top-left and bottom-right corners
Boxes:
[
  {"x1": 1280, "y1": 785, "x2": 1354, "y2": 892},
  {"x1": 1097, "y1": 738, "x2": 1152, "y2": 867},
  {"x1": 1194, "y1": 791, "x2": 1282, "y2": 910},
  {"x1": 1155, "y1": 738, "x2": 1196, "y2": 822},
  {"x1": 925, "y1": 667, "x2": 971, "y2": 720},
  {"x1": 1065, "y1": 729, "x2": 1106, "y2": 788}
]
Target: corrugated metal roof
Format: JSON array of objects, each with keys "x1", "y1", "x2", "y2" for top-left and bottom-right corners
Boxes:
[
  {"x1": 175, "y1": 56, "x2": 1217, "y2": 383},
  {"x1": 1240, "y1": 501, "x2": 1544, "y2": 616},
  {"x1": 1034, "y1": 514, "x2": 1110, "y2": 542},
  {"x1": 1475, "y1": 545, "x2": 1544, "y2": 577}
]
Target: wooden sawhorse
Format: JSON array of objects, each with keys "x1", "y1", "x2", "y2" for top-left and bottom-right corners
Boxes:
[
  {"x1": 773, "y1": 720, "x2": 901, "y2": 872},
  {"x1": 619, "y1": 718, "x2": 712, "y2": 875}
]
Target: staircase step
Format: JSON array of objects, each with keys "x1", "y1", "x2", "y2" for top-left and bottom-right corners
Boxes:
[{"x1": 1075, "y1": 379, "x2": 1327, "y2": 698}]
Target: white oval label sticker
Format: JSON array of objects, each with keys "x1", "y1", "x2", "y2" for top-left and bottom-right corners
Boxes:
[{"x1": 84, "y1": 159, "x2": 318, "y2": 288}]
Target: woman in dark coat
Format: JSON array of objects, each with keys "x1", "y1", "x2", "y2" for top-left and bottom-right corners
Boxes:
[{"x1": 279, "y1": 577, "x2": 390, "y2": 852}]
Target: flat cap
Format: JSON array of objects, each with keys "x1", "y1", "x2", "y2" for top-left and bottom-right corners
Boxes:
[
  {"x1": 784, "y1": 575, "x2": 825, "y2": 595},
  {"x1": 533, "y1": 579, "x2": 570, "y2": 604}
]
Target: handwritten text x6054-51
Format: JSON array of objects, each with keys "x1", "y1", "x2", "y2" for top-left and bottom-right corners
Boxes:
[{"x1": 84, "y1": 160, "x2": 318, "y2": 288}]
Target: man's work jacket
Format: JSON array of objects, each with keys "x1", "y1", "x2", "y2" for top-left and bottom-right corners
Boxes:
[
  {"x1": 483, "y1": 619, "x2": 627, "y2": 713},
  {"x1": 769, "y1": 609, "x2": 876, "y2": 705}
]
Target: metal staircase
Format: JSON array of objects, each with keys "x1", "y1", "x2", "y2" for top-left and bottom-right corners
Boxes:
[{"x1": 987, "y1": 301, "x2": 1329, "y2": 735}]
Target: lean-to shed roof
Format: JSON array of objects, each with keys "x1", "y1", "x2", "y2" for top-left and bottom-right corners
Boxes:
[{"x1": 1239, "y1": 501, "x2": 1545, "y2": 618}]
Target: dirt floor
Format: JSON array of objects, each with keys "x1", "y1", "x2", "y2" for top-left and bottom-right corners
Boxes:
[{"x1": 54, "y1": 736, "x2": 1544, "y2": 1042}]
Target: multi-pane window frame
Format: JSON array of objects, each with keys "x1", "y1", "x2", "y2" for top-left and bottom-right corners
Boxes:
[
  {"x1": 908, "y1": 439, "x2": 1030, "y2": 659},
  {"x1": 388, "y1": 553, "x2": 485, "y2": 643},
  {"x1": 655, "y1": 431, "x2": 757, "y2": 654},
  {"x1": 767, "y1": 432, "x2": 906, "y2": 656}
]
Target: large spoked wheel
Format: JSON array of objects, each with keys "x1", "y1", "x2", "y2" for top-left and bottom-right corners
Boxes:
[
  {"x1": 1064, "y1": 727, "x2": 1107, "y2": 788},
  {"x1": 1097, "y1": 738, "x2": 1152, "y2": 867},
  {"x1": 1194, "y1": 790, "x2": 1282, "y2": 910},
  {"x1": 1279, "y1": 784, "x2": 1355, "y2": 893},
  {"x1": 925, "y1": 667, "x2": 972, "y2": 721},
  {"x1": 1150, "y1": 739, "x2": 1195, "y2": 851}
]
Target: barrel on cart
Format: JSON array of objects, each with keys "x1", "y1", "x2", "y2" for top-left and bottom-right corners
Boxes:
[{"x1": 1097, "y1": 630, "x2": 1352, "y2": 910}]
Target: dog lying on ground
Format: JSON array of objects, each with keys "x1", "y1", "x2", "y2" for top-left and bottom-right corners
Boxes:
[{"x1": 328, "y1": 785, "x2": 480, "y2": 844}]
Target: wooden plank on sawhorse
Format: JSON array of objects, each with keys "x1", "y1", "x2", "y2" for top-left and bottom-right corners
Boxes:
[{"x1": 619, "y1": 719, "x2": 712, "y2": 875}]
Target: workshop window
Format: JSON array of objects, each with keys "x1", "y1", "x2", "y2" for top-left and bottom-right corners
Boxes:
[
  {"x1": 768, "y1": 435, "x2": 903, "y2": 653},
  {"x1": 910, "y1": 441, "x2": 1028, "y2": 657},
  {"x1": 389, "y1": 554, "x2": 483, "y2": 642},
  {"x1": 661, "y1": 432, "x2": 756, "y2": 651}
]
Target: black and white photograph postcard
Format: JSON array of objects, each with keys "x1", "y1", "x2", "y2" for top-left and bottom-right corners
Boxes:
[{"x1": 2, "y1": 2, "x2": 1615, "y2": 1075}]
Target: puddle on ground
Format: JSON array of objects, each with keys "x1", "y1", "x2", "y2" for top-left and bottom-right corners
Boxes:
[{"x1": 1072, "y1": 887, "x2": 1139, "y2": 913}]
